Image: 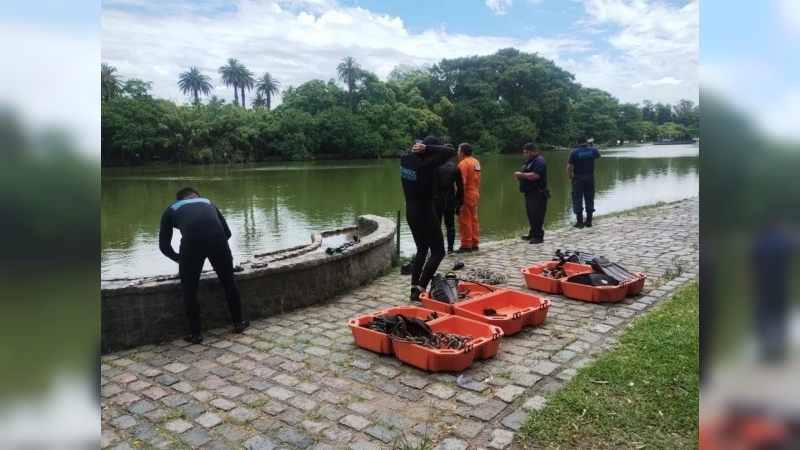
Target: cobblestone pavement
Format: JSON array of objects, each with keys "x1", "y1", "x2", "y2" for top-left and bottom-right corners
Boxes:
[{"x1": 101, "y1": 198, "x2": 699, "y2": 450}]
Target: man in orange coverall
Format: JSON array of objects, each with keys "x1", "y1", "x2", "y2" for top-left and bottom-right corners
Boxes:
[{"x1": 455, "y1": 143, "x2": 482, "y2": 253}]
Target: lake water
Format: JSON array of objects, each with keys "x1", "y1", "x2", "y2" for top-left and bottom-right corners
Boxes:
[{"x1": 101, "y1": 144, "x2": 698, "y2": 279}]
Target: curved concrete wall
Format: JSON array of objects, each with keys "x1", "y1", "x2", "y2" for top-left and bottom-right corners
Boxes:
[{"x1": 101, "y1": 214, "x2": 397, "y2": 353}]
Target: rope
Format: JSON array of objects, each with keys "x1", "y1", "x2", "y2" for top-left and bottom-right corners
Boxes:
[{"x1": 463, "y1": 267, "x2": 507, "y2": 285}]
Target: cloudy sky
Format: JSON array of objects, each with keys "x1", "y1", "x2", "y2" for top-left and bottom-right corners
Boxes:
[{"x1": 101, "y1": 0, "x2": 699, "y2": 108}]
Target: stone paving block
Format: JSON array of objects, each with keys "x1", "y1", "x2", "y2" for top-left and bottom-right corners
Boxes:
[
  {"x1": 181, "y1": 427, "x2": 213, "y2": 447},
  {"x1": 228, "y1": 406, "x2": 258, "y2": 423},
  {"x1": 111, "y1": 392, "x2": 141, "y2": 406},
  {"x1": 110, "y1": 414, "x2": 136, "y2": 429},
  {"x1": 155, "y1": 373, "x2": 180, "y2": 386},
  {"x1": 340, "y1": 414, "x2": 371, "y2": 431},
  {"x1": 487, "y1": 428, "x2": 515, "y2": 449},
  {"x1": 210, "y1": 397, "x2": 237, "y2": 411},
  {"x1": 376, "y1": 411, "x2": 413, "y2": 430},
  {"x1": 217, "y1": 385, "x2": 246, "y2": 398},
  {"x1": 128, "y1": 399, "x2": 156, "y2": 415},
  {"x1": 365, "y1": 424, "x2": 398, "y2": 443},
  {"x1": 454, "y1": 419, "x2": 485, "y2": 439},
  {"x1": 433, "y1": 437, "x2": 469, "y2": 450},
  {"x1": 470, "y1": 399, "x2": 507, "y2": 421},
  {"x1": 164, "y1": 418, "x2": 193, "y2": 433},
  {"x1": 529, "y1": 360, "x2": 559, "y2": 376},
  {"x1": 260, "y1": 400, "x2": 287, "y2": 416},
  {"x1": 275, "y1": 425, "x2": 315, "y2": 448},
  {"x1": 196, "y1": 411, "x2": 223, "y2": 428},
  {"x1": 265, "y1": 385, "x2": 295, "y2": 401},
  {"x1": 426, "y1": 383, "x2": 456, "y2": 400},
  {"x1": 550, "y1": 349, "x2": 576, "y2": 363},
  {"x1": 242, "y1": 436, "x2": 278, "y2": 450},
  {"x1": 501, "y1": 409, "x2": 529, "y2": 430},
  {"x1": 494, "y1": 385, "x2": 526, "y2": 403}
]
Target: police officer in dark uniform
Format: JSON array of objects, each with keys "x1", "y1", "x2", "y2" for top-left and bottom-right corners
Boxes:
[
  {"x1": 514, "y1": 142, "x2": 548, "y2": 244},
  {"x1": 400, "y1": 137, "x2": 457, "y2": 301},
  {"x1": 159, "y1": 187, "x2": 249, "y2": 344},
  {"x1": 567, "y1": 135, "x2": 601, "y2": 228}
]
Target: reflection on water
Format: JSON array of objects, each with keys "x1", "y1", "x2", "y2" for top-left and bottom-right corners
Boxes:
[{"x1": 101, "y1": 144, "x2": 698, "y2": 279}]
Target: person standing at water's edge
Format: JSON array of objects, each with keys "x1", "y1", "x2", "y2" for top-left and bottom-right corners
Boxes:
[
  {"x1": 456, "y1": 143, "x2": 482, "y2": 253},
  {"x1": 400, "y1": 137, "x2": 457, "y2": 302},
  {"x1": 159, "y1": 187, "x2": 249, "y2": 344},
  {"x1": 515, "y1": 142, "x2": 549, "y2": 244},
  {"x1": 567, "y1": 135, "x2": 601, "y2": 228},
  {"x1": 433, "y1": 144, "x2": 464, "y2": 254}
]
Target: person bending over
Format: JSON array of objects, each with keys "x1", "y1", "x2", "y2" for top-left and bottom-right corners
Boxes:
[{"x1": 159, "y1": 187, "x2": 249, "y2": 344}]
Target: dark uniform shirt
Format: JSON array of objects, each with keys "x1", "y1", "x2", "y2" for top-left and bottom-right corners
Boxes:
[
  {"x1": 159, "y1": 198, "x2": 232, "y2": 262},
  {"x1": 567, "y1": 145, "x2": 601, "y2": 174},
  {"x1": 519, "y1": 154, "x2": 547, "y2": 193}
]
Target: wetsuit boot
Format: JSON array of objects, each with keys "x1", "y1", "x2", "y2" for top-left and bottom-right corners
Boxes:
[
  {"x1": 446, "y1": 227, "x2": 456, "y2": 254},
  {"x1": 585, "y1": 214, "x2": 592, "y2": 228},
  {"x1": 573, "y1": 213, "x2": 585, "y2": 229}
]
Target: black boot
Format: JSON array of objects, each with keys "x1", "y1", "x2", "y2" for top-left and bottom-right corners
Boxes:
[
  {"x1": 573, "y1": 213, "x2": 585, "y2": 229},
  {"x1": 585, "y1": 214, "x2": 593, "y2": 228}
]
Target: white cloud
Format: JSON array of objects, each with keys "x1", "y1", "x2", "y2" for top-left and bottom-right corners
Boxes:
[
  {"x1": 775, "y1": 0, "x2": 800, "y2": 37},
  {"x1": 101, "y1": 0, "x2": 697, "y2": 108},
  {"x1": 567, "y1": 0, "x2": 699, "y2": 104},
  {"x1": 486, "y1": 0, "x2": 514, "y2": 15}
]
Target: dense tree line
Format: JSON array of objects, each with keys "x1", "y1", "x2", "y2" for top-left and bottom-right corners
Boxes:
[{"x1": 101, "y1": 49, "x2": 699, "y2": 166}]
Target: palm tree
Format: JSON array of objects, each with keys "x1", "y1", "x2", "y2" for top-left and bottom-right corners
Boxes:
[
  {"x1": 336, "y1": 56, "x2": 362, "y2": 113},
  {"x1": 236, "y1": 64, "x2": 255, "y2": 109},
  {"x1": 251, "y1": 93, "x2": 267, "y2": 109},
  {"x1": 255, "y1": 72, "x2": 281, "y2": 110},
  {"x1": 177, "y1": 66, "x2": 213, "y2": 104},
  {"x1": 101, "y1": 63, "x2": 123, "y2": 101},
  {"x1": 218, "y1": 58, "x2": 241, "y2": 106}
]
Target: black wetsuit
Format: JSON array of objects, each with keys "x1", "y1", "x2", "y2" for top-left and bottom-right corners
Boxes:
[
  {"x1": 433, "y1": 161, "x2": 463, "y2": 253},
  {"x1": 159, "y1": 197, "x2": 243, "y2": 335},
  {"x1": 400, "y1": 144, "x2": 457, "y2": 289}
]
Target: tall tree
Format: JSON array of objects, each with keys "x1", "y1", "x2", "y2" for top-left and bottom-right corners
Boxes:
[
  {"x1": 178, "y1": 67, "x2": 213, "y2": 104},
  {"x1": 122, "y1": 78, "x2": 153, "y2": 99},
  {"x1": 336, "y1": 56, "x2": 362, "y2": 113},
  {"x1": 255, "y1": 72, "x2": 281, "y2": 110},
  {"x1": 101, "y1": 63, "x2": 123, "y2": 101},
  {"x1": 251, "y1": 92, "x2": 267, "y2": 109},
  {"x1": 237, "y1": 63, "x2": 255, "y2": 109},
  {"x1": 218, "y1": 58, "x2": 241, "y2": 106}
]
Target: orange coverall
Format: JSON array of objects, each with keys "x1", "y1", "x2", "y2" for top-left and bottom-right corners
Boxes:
[{"x1": 458, "y1": 155, "x2": 482, "y2": 248}]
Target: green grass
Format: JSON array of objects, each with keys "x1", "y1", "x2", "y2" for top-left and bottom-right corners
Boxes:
[{"x1": 516, "y1": 282, "x2": 699, "y2": 449}]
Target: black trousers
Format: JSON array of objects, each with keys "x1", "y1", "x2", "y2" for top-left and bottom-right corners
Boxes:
[
  {"x1": 571, "y1": 173, "x2": 596, "y2": 215},
  {"x1": 434, "y1": 194, "x2": 457, "y2": 252},
  {"x1": 179, "y1": 239, "x2": 243, "y2": 334},
  {"x1": 406, "y1": 201, "x2": 445, "y2": 290},
  {"x1": 524, "y1": 191, "x2": 547, "y2": 239}
]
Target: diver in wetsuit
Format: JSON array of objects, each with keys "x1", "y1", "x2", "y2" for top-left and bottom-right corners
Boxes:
[
  {"x1": 400, "y1": 137, "x2": 457, "y2": 302},
  {"x1": 433, "y1": 146, "x2": 464, "y2": 254},
  {"x1": 159, "y1": 187, "x2": 249, "y2": 344}
]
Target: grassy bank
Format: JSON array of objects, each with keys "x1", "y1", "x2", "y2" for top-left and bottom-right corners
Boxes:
[{"x1": 516, "y1": 282, "x2": 699, "y2": 449}]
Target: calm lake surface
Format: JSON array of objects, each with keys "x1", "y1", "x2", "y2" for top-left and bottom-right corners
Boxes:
[{"x1": 101, "y1": 144, "x2": 698, "y2": 279}]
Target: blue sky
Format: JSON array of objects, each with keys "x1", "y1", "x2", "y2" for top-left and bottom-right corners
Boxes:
[{"x1": 100, "y1": 0, "x2": 698, "y2": 109}]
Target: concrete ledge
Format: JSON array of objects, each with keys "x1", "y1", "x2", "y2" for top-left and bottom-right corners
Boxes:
[{"x1": 101, "y1": 214, "x2": 397, "y2": 353}]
